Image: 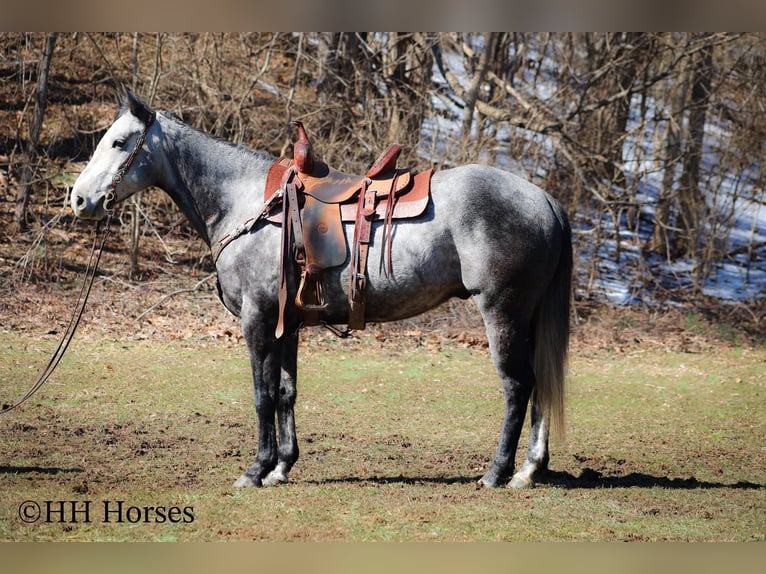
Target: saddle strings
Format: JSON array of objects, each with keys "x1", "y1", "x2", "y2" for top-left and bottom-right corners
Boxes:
[{"x1": 0, "y1": 213, "x2": 112, "y2": 415}]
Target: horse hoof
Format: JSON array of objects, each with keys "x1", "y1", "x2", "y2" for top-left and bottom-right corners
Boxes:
[
  {"x1": 234, "y1": 474, "x2": 259, "y2": 488},
  {"x1": 262, "y1": 470, "x2": 289, "y2": 487},
  {"x1": 477, "y1": 474, "x2": 501, "y2": 488},
  {"x1": 508, "y1": 474, "x2": 535, "y2": 489}
]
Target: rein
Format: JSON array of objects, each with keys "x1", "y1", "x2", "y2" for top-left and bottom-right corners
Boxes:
[
  {"x1": 0, "y1": 215, "x2": 112, "y2": 414},
  {"x1": 1, "y1": 114, "x2": 154, "y2": 415}
]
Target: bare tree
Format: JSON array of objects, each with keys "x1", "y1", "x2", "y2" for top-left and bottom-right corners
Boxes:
[
  {"x1": 379, "y1": 33, "x2": 436, "y2": 163},
  {"x1": 653, "y1": 41, "x2": 688, "y2": 260},
  {"x1": 677, "y1": 37, "x2": 714, "y2": 263},
  {"x1": 315, "y1": 32, "x2": 364, "y2": 141},
  {"x1": 3, "y1": 32, "x2": 763, "y2": 306},
  {"x1": 13, "y1": 32, "x2": 56, "y2": 233}
]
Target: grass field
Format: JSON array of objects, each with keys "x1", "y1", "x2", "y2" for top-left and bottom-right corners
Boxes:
[{"x1": 0, "y1": 327, "x2": 764, "y2": 542}]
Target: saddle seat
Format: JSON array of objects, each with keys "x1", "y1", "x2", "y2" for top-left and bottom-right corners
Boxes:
[{"x1": 264, "y1": 124, "x2": 433, "y2": 336}]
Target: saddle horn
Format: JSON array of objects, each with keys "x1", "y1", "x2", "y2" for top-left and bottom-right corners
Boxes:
[{"x1": 291, "y1": 120, "x2": 315, "y2": 175}]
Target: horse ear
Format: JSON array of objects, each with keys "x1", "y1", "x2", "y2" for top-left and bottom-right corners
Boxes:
[{"x1": 122, "y1": 87, "x2": 154, "y2": 126}]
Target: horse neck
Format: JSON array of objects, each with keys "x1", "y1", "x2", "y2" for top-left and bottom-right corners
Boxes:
[{"x1": 154, "y1": 113, "x2": 271, "y2": 246}]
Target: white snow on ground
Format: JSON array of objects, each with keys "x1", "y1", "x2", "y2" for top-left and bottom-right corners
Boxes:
[{"x1": 423, "y1": 59, "x2": 765, "y2": 307}]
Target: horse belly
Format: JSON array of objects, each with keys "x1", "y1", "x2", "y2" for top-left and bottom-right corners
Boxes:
[{"x1": 321, "y1": 218, "x2": 468, "y2": 324}]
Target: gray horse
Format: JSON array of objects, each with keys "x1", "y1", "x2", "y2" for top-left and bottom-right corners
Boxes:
[{"x1": 71, "y1": 91, "x2": 572, "y2": 488}]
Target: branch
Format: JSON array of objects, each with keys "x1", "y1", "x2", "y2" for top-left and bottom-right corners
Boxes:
[
  {"x1": 431, "y1": 35, "x2": 468, "y2": 102},
  {"x1": 136, "y1": 273, "x2": 217, "y2": 322},
  {"x1": 460, "y1": 32, "x2": 743, "y2": 135},
  {"x1": 459, "y1": 40, "x2": 565, "y2": 135},
  {"x1": 565, "y1": 32, "x2": 741, "y2": 121}
]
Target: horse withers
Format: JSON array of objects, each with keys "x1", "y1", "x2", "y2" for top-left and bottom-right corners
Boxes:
[{"x1": 70, "y1": 90, "x2": 572, "y2": 489}]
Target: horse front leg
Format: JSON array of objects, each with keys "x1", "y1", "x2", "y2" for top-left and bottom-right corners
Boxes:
[
  {"x1": 262, "y1": 330, "x2": 299, "y2": 486},
  {"x1": 234, "y1": 319, "x2": 283, "y2": 488}
]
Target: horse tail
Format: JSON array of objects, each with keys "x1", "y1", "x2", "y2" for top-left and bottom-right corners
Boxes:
[{"x1": 533, "y1": 196, "x2": 572, "y2": 438}]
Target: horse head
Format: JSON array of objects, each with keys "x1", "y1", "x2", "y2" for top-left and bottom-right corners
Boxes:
[{"x1": 70, "y1": 89, "x2": 158, "y2": 220}]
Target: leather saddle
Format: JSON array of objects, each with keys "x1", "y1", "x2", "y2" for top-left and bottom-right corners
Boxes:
[{"x1": 266, "y1": 121, "x2": 433, "y2": 336}]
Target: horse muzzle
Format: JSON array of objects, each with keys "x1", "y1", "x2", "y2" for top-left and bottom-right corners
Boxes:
[{"x1": 70, "y1": 186, "x2": 107, "y2": 220}]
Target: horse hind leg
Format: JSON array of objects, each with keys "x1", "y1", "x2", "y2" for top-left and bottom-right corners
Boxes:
[
  {"x1": 509, "y1": 243, "x2": 569, "y2": 488},
  {"x1": 508, "y1": 391, "x2": 549, "y2": 488},
  {"x1": 477, "y1": 309, "x2": 536, "y2": 488}
]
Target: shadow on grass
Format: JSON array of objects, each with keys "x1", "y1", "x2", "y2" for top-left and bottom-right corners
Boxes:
[
  {"x1": 0, "y1": 465, "x2": 85, "y2": 475},
  {"x1": 306, "y1": 469, "x2": 764, "y2": 490},
  {"x1": 543, "y1": 468, "x2": 765, "y2": 490},
  {"x1": 305, "y1": 474, "x2": 478, "y2": 487}
]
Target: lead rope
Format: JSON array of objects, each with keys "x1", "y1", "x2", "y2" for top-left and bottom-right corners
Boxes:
[
  {"x1": 1, "y1": 112, "x2": 154, "y2": 414},
  {"x1": 1, "y1": 213, "x2": 113, "y2": 414}
]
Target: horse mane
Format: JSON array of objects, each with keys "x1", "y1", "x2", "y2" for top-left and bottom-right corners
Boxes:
[
  {"x1": 156, "y1": 109, "x2": 274, "y2": 163},
  {"x1": 115, "y1": 100, "x2": 274, "y2": 165}
]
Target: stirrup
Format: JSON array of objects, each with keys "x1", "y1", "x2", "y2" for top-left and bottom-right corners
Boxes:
[{"x1": 295, "y1": 269, "x2": 327, "y2": 311}]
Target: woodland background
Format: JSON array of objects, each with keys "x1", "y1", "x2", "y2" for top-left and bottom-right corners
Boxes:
[{"x1": 1, "y1": 32, "x2": 764, "y2": 333}]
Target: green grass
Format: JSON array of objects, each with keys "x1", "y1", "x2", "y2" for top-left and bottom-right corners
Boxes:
[{"x1": 0, "y1": 331, "x2": 763, "y2": 541}]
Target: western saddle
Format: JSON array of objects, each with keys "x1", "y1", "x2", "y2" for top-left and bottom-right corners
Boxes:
[{"x1": 264, "y1": 121, "x2": 433, "y2": 337}]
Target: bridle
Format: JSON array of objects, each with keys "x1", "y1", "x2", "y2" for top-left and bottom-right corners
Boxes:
[
  {"x1": 104, "y1": 111, "x2": 156, "y2": 212},
  {"x1": 0, "y1": 113, "x2": 154, "y2": 415}
]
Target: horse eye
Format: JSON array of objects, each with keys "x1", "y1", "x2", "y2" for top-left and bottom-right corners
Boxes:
[{"x1": 112, "y1": 139, "x2": 126, "y2": 149}]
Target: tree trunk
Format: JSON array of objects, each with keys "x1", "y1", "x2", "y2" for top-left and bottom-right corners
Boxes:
[
  {"x1": 609, "y1": 32, "x2": 644, "y2": 186},
  {"x1": 675, "y1": 39, "x2": 714, "y2": 261},
  {"x1": 652, "y1": 70, "x2": 687, "y2": 259},
  {"x1": 458, "y1": 33, "x2": 498, "y2": 158},
  {"x1": 316, "y1": 33, "x2": 354, "y2": 140},
  {"x1": 130, "y1": 33, "x2": 142, "y2": 278},
  {"x1": 382, "y1": 33, "x2": 435, "y2": 159},
  {"x1": 574, "y1": 32, "x2": 643, "y2": 187},
  {"x1": 13, "y1": 32, "x2": 56, "y2": 233}
]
